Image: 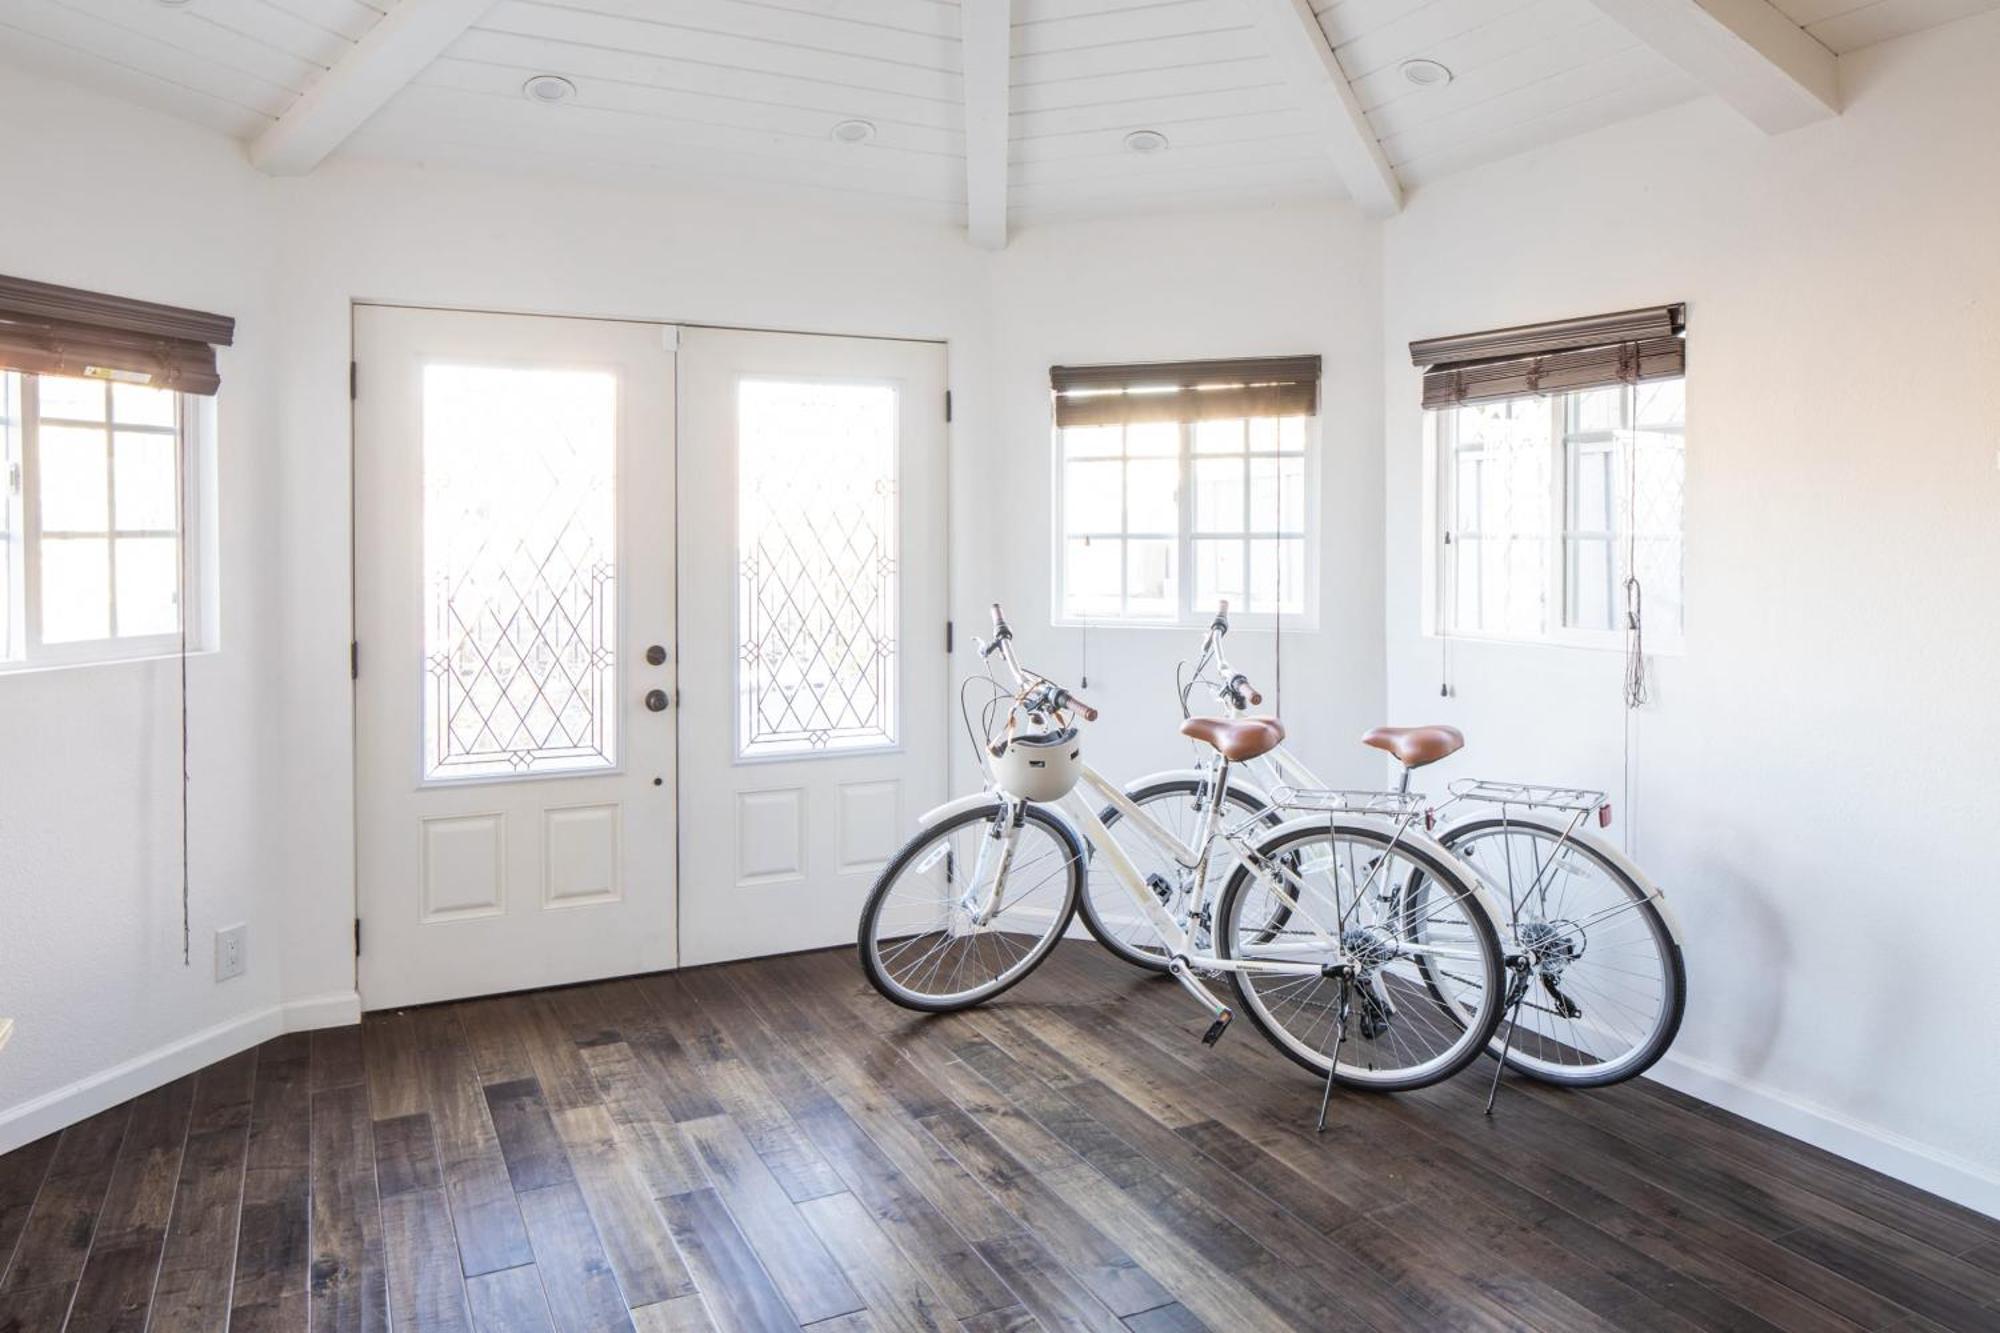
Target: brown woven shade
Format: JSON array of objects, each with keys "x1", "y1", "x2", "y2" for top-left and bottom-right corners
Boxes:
[
  {"x1": 1051, "y1": 355, "x2": 1320, "y2": 427},
  {"x1": 0, "y1": 273, "x2": 235, "y2": 396},
  {"x1": 1410, "y1": 305, "x2": 1684, "y2": 409}
]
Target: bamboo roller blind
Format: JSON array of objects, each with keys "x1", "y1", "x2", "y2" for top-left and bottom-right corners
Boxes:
[
  {"x1": 1409, "y1": 304, "x2": 1684, "y2": 410},
  {"x1": 0, "y1": 273, "x2": 236, "y2": 396},
  {"x1": 1050, "y1": 354, "x2": 1321, "y2": 427}
]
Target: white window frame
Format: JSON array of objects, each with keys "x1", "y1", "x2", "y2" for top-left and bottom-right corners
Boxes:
[
  {"x1": 0, "y1": 371, "x2": 209, "y2": 672},
  {"x1": 1050, "y1": 414, "x2": 1320, "y2": 630},
  {"x1": 1428, "y1": 382, "x2": 1684, "y2": 654}
]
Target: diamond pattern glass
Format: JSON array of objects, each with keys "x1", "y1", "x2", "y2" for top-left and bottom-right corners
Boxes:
[
  {"x1": 737, "y1": 379, "x2": 898, "y2": 758},
  {"x1": 422, "y1": 365, "x2": 618, "y2": 780}
]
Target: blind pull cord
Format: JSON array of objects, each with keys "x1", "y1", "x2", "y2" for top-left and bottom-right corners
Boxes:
[
  {"x1": 1620, "y1": 381, "x2": 1647, "y2": 859},
  {"x1": 178, "y1": 423, "x2": 191, "y2": 967}
]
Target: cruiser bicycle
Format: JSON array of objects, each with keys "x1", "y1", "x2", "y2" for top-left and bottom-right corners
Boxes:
[
  {"x1": 857, "y1": 605, "x2": 1510, "y2": 1095},
  {"x1": 1077, "y1": 604, "x2": 1688, "y2": 1088}
]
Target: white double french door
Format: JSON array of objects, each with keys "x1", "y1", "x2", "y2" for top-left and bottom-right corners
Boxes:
[{"x1": 353, "y1": 308, "x2": 946, "y2": 1006}]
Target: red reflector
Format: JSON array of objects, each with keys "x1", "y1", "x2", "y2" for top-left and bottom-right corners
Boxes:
[
  {"x1": 1424, "y1": 808, "x2": 1435, "y2": 831},
  {"x1": 1598, "y1": 802, "x2": 1614, "y2": 828}
]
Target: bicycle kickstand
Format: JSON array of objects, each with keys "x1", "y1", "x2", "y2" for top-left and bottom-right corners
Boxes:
[
  {"x1": 1315, "y1": 971, "x2": 1351, "y2": 1134},
  {"x1": 1484, "y1": 954, "x2": 1534, "y2": 1117}
]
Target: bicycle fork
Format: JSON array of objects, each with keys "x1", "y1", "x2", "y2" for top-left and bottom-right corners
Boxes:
[{"x1": 960, "y1": 801, "x2": 1024, "y2": 926}]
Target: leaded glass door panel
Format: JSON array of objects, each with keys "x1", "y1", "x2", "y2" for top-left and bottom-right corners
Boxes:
[
  {"x1": 678, "y1": 329, "x2": 949, "y2": 966},
  {"x1": 354, "y1": 307, "x2": 678, "y2": 1008}
]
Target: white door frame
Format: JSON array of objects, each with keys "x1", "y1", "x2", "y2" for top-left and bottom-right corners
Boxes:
[{"x1": 348, "y1": 300, "x2": 953, "y2": 1004}]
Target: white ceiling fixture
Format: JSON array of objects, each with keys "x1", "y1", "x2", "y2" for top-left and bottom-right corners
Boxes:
[
  {"x1": 250, "y1": 0, "x2": 497, "y2": 176},
  {"x1": 1123, "y1": 129, "x2": 1170, "y2": 154},
  {"x1": 1242, "y1": 0, "x2": 1401, "y2": 218},
  {"x1": 1586, "y1": 0, "x2": 1839, "y2": 134},
  {"x1": 521, "y1": 75, "x2": 575, "y2": 105},
  {"x1": 961, "y1": 0, "x2": 1011, "y2": 250},
  {"x1": 1399, "y1": 58, "x2": 1453, "y2": 88},
  {"x1": 831, "y1": 118, "x2": 877, "y2": 144}
]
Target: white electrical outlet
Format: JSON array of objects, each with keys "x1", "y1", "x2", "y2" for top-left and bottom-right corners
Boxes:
[{"x1": 215, "y1": 924, "x2": 247, "y2": 981}]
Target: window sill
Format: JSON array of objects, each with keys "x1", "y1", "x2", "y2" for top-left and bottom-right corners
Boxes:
[
  {"x1": 1423, "y1": 628, "x2": 1685, "y2": 659},
  {"x1": 0, "y1": 644, "x2": 220, "y2": 678},
  {"x1": 1054, "y1": 614, "x2": 1321, "y2": 634}
]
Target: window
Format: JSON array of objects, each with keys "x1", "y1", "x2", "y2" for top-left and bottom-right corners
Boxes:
[
  {"x1": 1437, "y1": 379, "x2": 1685, "y2": 647},
  {"x1": 422, "y1": 364, "x2": 618, "y2": 780},
  {"x1": 1, "y1": 370, "x2": 203, "y2": 668},
  {"x1": 736, "y1": 378, "x2": 900, "y2": 758},
  {"x1": 1056, "y1": 414, "x2": 1313, "y2": 623}
]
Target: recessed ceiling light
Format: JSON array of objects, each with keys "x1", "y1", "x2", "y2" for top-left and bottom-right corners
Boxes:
[
  {"x1": 1123, "y1": 129, "x2": 1170, "y2": 155},
  {"x1": 1399, "y1": 58, "x2": 1453, "y2": 88},
  {"x1": 521, "y1": 74, "x2": 576, "y2": 104},
  {"x1": 831, "y1": 118, "x2": 877, "y2": 144}
]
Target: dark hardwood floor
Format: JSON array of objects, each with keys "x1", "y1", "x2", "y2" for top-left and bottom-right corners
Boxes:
[{"x1": 2, "y1": 940, "x2": 1996, "y2": 1331}]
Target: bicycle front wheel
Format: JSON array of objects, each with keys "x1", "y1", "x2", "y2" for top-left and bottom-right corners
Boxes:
[
  {"x1": 1437, "y1": 818, "x2": 1685, "y2": 1086},
  {"x1": 1215, "y1": 820, "x2": 1505, "y2": 1091},
  {"x1": 858, "y1": 800, "x2": 1083, "y2": 1012}
]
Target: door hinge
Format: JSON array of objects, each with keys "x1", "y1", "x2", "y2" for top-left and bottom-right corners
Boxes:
[
  {"x1": 946, "y1": 620, "x2": 954, "y2": 653},
  {"x1": 1442, "y1": 530, "x2": 1453, "y2": 546},
  {"x1": 350, "y1": 640, "x2": 359, "y2": 680},
  {"x1": 944, "y1": 390, "x2": 953, "y2": 423},
  {"x1": 349, "y1": 361, "x2": 358, "y2": 401},
  {"x1": 353, "y1": 919, "x2": 362, "y2": 956}
]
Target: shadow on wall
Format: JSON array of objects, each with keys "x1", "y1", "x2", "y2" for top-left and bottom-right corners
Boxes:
[{"x1": 1688, "y1": 824, "x2": 1790, "y2": 1082}]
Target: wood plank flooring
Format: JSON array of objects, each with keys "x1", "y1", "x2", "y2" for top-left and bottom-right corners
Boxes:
[{"x1": 2, "y1": 941, "x2": 1996, "y2": 1331}]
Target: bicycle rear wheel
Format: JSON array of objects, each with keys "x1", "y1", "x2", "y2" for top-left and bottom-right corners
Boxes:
[
  {"x1": 1215, "y1": 820, "x2": 1504, "y2": 1091},
  {"x1": 858, "y1": 800, "x2": 1083, "y2": 1012},
  {"x1": 1437, "y1": 818, "x2": 1685, "y2": 1086}
]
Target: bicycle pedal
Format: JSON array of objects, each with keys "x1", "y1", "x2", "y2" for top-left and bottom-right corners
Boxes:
[{"x1": 1201, "y1": 1009, "x2": 1233, "y2": 1046}]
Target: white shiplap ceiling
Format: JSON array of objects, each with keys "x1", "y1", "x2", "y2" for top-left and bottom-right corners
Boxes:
[{"x1": 0, "y1": 0, "x2": 1995, "y2": 235}]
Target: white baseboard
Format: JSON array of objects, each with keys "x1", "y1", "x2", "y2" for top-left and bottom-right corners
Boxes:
[
  {"x1": 1649, "y1": 1050, "x2": 2000, "y2": 1221},
  {"x1": 0, "y1": 990, "x2": 362, "y2": 1158},
  {"x1": 283, "y1": 989, "x2": 363, "y2": 1031}
]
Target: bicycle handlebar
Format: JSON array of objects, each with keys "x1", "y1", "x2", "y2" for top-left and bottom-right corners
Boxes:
[{"x1": 976, "y1": 603, "x2": 1097, "y2": 724}]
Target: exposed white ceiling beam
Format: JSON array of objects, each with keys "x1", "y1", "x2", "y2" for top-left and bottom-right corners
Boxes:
[
  {"x1": 251, "y1": 0, "x2": 495, "y2": 175},
  {"x1": 1587, "y1": 0, "x2": 1839, "y2": 134},
  {"x1": 962, "y1": 0, "x2": 1011, "y2": 249},
  {"x1": 1243, "y1": 0, "x2": 1400, "y2": 218}
]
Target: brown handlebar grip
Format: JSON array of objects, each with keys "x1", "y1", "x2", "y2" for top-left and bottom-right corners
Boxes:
[
  {"x1": 1245, "y1": 686, "x2": 1263, "y2": 706},
  {"x1": 1068, "y1": 696, "x2": 1100, "y2": 722}
]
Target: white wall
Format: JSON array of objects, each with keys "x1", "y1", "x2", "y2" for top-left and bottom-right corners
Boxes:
[
  {"x1": 0, "y1": 73, "x2": 301, "y2": 1146},
  {"x1": 1380, "y1": 14, "x2": 2000, "y2": 1210},
  {"x1": 982, "y1": 206, "x2": 1386, "y2": 792}
]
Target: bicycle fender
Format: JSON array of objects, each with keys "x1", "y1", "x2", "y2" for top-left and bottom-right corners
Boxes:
[
  {"x1": 916, "y1": 789, "x2": 1091, "y2": 851},
  {"x1": 1255, "y1": 812, "x2": 1512, "y2": 933},
  {"x1": 1430, "y1": 808, "x2": 1686, "y2": 946},
  {"x1": 1119, "y1": 768, "x2": 1279, "y2": 810}
]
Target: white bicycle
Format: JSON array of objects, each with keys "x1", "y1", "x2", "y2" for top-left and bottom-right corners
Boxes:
[
  {"x1": 857, "y1": 605, "x2": 1510, "y2": 1096},
  {"x1": 1078, "y1": 604, "x2": 1688, "y2": 1089}
]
